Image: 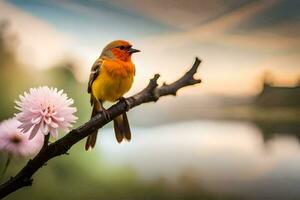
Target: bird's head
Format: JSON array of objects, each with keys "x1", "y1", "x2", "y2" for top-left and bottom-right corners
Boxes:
[{"x1": 101, "y1": 40, "x2": 140, "y2": 61}]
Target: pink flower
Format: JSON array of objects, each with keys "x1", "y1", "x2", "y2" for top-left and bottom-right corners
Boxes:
[
  {"x1": 15, "y1": 86, "x2": 77, "y2": 139},
  {"x1": 0, "y1": 118, "x2": 44, "y2": 157}
]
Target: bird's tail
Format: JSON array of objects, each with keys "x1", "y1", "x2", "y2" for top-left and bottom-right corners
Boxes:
[
  {"x1": 85, "y1": 101, "x2": 100, "y2": 151},
  {"x1": 113, "y1": 112, "x2": 131, "y2": 143}
]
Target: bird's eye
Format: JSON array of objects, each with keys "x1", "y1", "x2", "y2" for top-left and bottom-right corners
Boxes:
[{"x1": 119, "y1": 46, "x2": 125, "y2": 50}]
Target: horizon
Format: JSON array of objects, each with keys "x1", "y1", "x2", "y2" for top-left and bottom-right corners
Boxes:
[{"x1": 0, "y1": 0, "x2": 299, "y2": 97}]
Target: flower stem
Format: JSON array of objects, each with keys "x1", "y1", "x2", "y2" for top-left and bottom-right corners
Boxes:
[
  {"x1": 43, "y1": 134, "x2": 50, "y2": 147},
  {"x1": 36, "y1": 134, "x2": 50, "y2": 157}
]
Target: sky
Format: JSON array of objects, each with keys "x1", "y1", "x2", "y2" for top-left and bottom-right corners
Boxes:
[{"x1": 0, "y1": 0, "x2": 299, "y2": 96}]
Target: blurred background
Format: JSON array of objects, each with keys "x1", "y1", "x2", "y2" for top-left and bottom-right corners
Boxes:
[{"x1": 0, "y1": 0, "x2": 299, "y2": 199}]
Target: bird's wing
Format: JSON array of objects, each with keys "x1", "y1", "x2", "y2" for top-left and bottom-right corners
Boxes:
[
  {"x1": 88, "y1": 58, "x2": 103, "y2": 105},
  {"x1": 87, "y1": 58, "x2": 103, "y2": 94}
]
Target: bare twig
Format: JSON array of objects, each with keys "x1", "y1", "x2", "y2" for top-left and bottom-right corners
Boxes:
[{"x1": 0, "y1": 57, "x2": 202, "y2": 199}]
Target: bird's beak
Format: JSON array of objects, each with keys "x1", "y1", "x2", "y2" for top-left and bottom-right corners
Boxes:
[{"x1": 128, "y1": 47, "x2": 141, "y2": 54}]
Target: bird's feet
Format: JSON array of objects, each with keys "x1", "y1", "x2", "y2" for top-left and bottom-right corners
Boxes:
[
  {"x1": 99, "y1": 109, "x2": 110, "y2": 121},
  {"x1": 118, "y1": 97, "x2": 131, "y2": 111}
]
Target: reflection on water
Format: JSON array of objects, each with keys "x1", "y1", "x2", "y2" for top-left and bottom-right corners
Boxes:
[{"x1": 98, "y1": 121, "x2": 300, "y2": 199}]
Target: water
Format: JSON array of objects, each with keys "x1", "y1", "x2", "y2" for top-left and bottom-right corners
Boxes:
[{"x1": 98, "y1": 120, "x2": 300, "y2": 199}]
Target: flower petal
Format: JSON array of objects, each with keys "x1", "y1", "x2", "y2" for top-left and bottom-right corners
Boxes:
[
  {"x1": 50, "y1": 128, "x2": 58, "y2": 138},
  {"x1": 29, "y1": 123, "x2": 41, "y2": 140}
]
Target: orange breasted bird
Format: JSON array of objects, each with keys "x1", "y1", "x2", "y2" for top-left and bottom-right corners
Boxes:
[{"x1": 85, "y1": 40, "x2": 140, "y2": 151}]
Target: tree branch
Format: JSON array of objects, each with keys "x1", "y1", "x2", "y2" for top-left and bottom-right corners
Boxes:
[{"x1": 0, "y1": 57, "x2": 202, "y2": 199}]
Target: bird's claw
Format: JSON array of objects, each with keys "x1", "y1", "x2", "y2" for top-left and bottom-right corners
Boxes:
[
  {"x1": 119, "y1": 97, "x2": 131, "y2": 111},
  {"x1": 100, "y1": 109, "x2": 110, "y2": 121}
]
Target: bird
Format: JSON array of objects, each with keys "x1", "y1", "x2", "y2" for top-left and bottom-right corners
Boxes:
[{"x1": 85, "y1": 40, "x2": 140, "y2": 151}]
